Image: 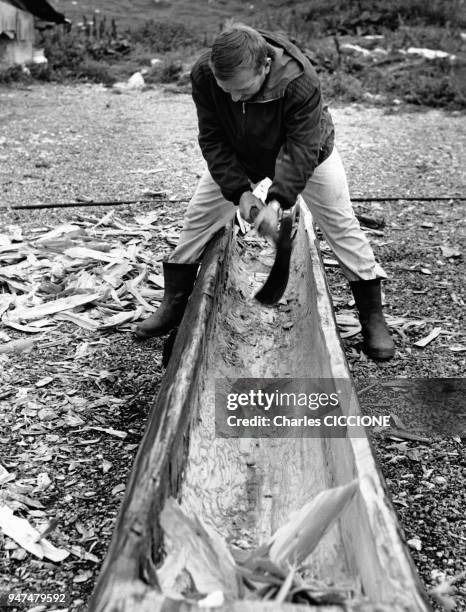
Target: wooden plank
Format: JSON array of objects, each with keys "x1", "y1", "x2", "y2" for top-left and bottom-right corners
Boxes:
[
  {"x1": 89, "y1": 202, "x2": 431, "y2": 612},
  {"x1": 0, "y1": 1, "x2": 21, "y2": 32}
]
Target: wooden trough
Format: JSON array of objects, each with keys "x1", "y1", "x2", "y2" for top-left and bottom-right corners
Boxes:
[{"x1": 89, "y1": 200, "x2": 431, "y2": 612}]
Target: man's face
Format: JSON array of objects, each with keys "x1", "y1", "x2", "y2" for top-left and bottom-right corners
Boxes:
[{"x1": 215, "y1": 61, "x2": 270, "y2": 103}]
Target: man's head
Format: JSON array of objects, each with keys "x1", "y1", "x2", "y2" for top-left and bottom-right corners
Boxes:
[{"x1": 210, "y1": 24, "x2": 271, "y2": 102}]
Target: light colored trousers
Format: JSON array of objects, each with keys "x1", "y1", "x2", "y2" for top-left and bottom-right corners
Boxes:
[{"x1": 169, "y1": 147, "x2": 386, "y2": 282}]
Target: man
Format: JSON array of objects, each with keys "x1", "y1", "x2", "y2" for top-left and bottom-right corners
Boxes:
[{"x1": 136, "y1": 24, "x2": 395, "y2": 361}]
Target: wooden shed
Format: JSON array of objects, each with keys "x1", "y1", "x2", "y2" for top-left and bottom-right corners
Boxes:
[
  {"x1": 0, "y1": 0, "x2": 66, "y2": 68},
  {"x1": 0, "y1": 1, "x2": 34, "y2": 67}
]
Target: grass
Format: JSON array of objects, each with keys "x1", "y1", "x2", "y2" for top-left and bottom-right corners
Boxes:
[
  {"x1": 50, "y1": 0, "x2": 466, "y2": 33},
  {"x1": 45, "y1": 0, "x2": 302, "y2": 32},
  {"x1": 1, "y1": 0, "x2": 465, "y2": 108}
]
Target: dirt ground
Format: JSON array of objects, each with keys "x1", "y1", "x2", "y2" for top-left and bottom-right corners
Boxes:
[{"x1": 0, "y1": 83, "x2": 465, "y2": 610}]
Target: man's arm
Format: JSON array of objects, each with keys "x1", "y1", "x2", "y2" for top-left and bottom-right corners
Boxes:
[
  {"x1": 266, "y1": 73, "x2": 323, "y2": 209},
  {"x1": 191, "y1": 64, "x2": 251, "y2": 205}
]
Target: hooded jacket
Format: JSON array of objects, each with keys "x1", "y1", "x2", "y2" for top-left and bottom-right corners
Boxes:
[{"x1": 190, "y1": 30, "x2": 335, "y2": 209}]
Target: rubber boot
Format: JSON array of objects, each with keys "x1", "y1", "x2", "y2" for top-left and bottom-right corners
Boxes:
[
  {"x1": 349, "y1": 279, "x2": 395, "y2": 361},
  {"x1": 135, "y1": 262, "x2": 198, "y2": 339}
]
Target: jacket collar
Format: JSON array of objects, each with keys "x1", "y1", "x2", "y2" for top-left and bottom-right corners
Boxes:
[{"x1": 247, "y1": 31, "x2": 306, "y2": 102}]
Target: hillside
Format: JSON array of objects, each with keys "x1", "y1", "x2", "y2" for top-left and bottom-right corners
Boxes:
[{"x1": 52, "y1": 0, "x2": 303, "y2": 30}]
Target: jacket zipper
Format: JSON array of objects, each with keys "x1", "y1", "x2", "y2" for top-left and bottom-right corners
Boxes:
[{"x1": 239, "y1": 96, "x2": 280, "y2": 137}]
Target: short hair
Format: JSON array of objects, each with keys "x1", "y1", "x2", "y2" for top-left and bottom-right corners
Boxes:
[{"x1": 210, "y1": 24, "x2": 268, "y2": 80}]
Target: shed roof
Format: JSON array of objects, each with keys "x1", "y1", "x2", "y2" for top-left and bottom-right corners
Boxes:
[{"x1": 1, "y1": 0, "x2": 66, "y2": 24}]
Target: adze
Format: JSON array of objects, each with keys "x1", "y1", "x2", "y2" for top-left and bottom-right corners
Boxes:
[{"x1": 250, "y1": 205, "x2": 295, "y2": 305}]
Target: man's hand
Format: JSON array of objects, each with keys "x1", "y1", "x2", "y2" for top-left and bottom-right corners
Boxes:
[
  {"x1": 239, "y1": 191, "x2": 264, "y2": 223},
  {"x1": 254, "y1": 200, "x2": 281, "y2": 243}
]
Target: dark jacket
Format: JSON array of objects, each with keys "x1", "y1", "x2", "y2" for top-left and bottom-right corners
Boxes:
[{"x1": 190, "y1": 30, "x2": 335, "y2": 209}]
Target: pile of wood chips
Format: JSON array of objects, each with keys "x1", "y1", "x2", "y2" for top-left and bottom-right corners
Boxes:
[{"x1": 0, "y1": 210, "x2": 170, "y2": 348}]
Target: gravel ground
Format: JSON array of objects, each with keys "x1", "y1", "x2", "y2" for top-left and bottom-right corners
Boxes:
[
  {"x1": 0, "y1": 83, "x2": 465, "y2": 610},
  {"x1": 1, "y1": 84, "x2": 464, "y2": 207}
]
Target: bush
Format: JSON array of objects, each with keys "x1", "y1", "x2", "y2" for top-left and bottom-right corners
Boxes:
[
  {"x1": 38, "y1": 17, "x2": 132, "y2": 73},
  {"x1": 297, "y1": 0, "x2": 465, "y2": 35},
  {"x1": 28, "y1": 62, "x2": 53, "y2": 81},
  {"x1": 0, "y1": 64, "x2": 30, "y2": 83},
  {"x1": 321, "y1": 71, "x2": 364, "y2": 101},
  {"x1": 130, "y1": 20, "x2": 198, "y2": 53},
  {"x1": 30, "y1": 14, "x2": 200, "y2": 84},
  {"x1": 366, "y1": 59, "x2": 466, "y2": 108},
  {"x1": 74, "y1": 60, "x2": 117, "y2": 85}
]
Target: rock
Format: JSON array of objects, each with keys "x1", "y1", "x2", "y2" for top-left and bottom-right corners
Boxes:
[
  {"x1": 127, "y1": 72, "x2": 145, "y2": 89},
  {"x1": 407, "y1": 537, "x2": 422, "y2": 551},
  {"x1": 406, "y1": 47, "x2": 456, "y2": 61},
  {"x1": 113, "y1": 72, "x2": 146, "y2": 93},
  {"x1": 431, "y1": 569, "x2": 446, "y2": 582}
]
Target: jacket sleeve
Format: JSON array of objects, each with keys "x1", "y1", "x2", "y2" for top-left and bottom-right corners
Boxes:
[
  {"x1": 191, "y1": 66, "x2": 251, "y2": 205},
  {"x1": 266, "y1": 74, "x2": 323, "y2": 209}
]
